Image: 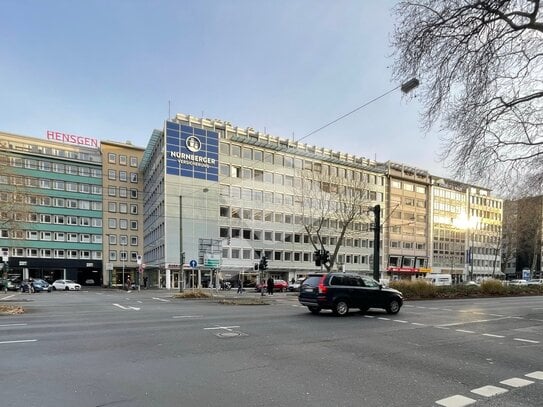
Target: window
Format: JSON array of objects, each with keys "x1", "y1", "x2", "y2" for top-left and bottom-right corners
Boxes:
[
  {"x1": 119, "y1": 203, "x2": 128, "y2": 214},
  {"x1": 130, "y1": 189, "x2": 138, "y2": 199},
  {"x1": 108, "y1": 169, "x2": 116, "y2": 180},
  {"x1": 130, "y1": 156, "x2": 138, "y2": 167},
  {"x1": 130, "y1": 220, "x2": 138, "y2": 230},
  {"x1": 108, "y1": 153, "x2": 116, "y2": 163},
  {"x1": 108, "y1": 202, "x2": 117, "y2": 212},
  {"x1": 130, "y1": 173, "x2": 138, "y2": 183},
  {"x1": 119, "y1": 171, "x2": 127, "y2": 182},
  {"x1": 119, "y1": 155, "x2": 127, "y2": 165},
  {"x1": 130, "y1": 204, "x2": 138, "y2": 214}
]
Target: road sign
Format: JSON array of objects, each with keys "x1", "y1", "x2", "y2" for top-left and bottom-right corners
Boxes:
[{"x1": 189, "y1": 259, "x2": 197, "y2": 268}]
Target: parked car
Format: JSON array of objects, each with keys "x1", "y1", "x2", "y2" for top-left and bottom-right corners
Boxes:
[
  {"x1": 52, "y1": 279, "x2": 81, "y2": 291},
  {"x1": 508, "y1": 279, "x2": 528, "y2": 286},
  {"x1": 298, "y1": 272, "x2": 404, "y2": 316},
  {"x1": 20, "y1": 279, "x2": 52, "y2": 293},
  {"x1": 288, "y1": 278, "x2": 305, "y2": 292},
  {"x1": 463, "y1": 281, "x2": 480, "y2": 288},
  {"x1": 255, "y1": 279, "x2": 289, "y2": 292},
  {"x1": 527, "y1": 279, "x2": 543, "y2": 286},
  {"x1": 5, "y1": 277, "x2": 21, "y2": 291}
]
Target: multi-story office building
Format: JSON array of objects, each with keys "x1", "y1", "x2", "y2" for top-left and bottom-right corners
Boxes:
[
  {"x1": 0, "y1": 131, "x2": 103, "y2": 282},
  {"x1": 100, "y1": 140, "x2": 145, "y2": 287},
  {"x1": 430, "y1": 178, "x2": 503, "y2": 281},
  {"x1": 383, "y1": 162, "x2": 431, "y2": 279},
  {"x1": 140, "y1": 114, "x2": 385, "y2": 289}
]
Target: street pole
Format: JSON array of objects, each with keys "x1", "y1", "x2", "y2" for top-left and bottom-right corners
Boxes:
[{"x1": 372, "y1": 205, "x2": 381, "y2": 282}]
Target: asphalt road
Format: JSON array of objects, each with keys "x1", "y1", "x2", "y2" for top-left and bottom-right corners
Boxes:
[{"x1": 1, "y1": 289, "x2": 542, "y2": 407}]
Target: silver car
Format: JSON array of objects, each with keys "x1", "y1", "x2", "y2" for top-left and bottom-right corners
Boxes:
[{"x1": 52, "y1": 279, "x2": 81, "y2": 291}]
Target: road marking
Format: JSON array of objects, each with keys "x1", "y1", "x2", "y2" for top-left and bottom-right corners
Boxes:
[
  {"x1": 153, "y1": 297, "x2": 170, "y2": 302},
  {"x1": 112, "y1": 303, "x2": 140, "y2": 311},
  {"x1": 456, "y1": 329, "x2": 475, "y2": 334},
  {"x1": 1, "y1": 294, "x2": 15, "y2": 300},
  {"x1": 500, "y1": 377, "x2": 534, "y2": 387},
  {"x1": 511, "y1": 316, "x2": 524, "y2": 320},
  {"x1": 438, "y1": 317, "x2": 508, "y2": 327},
  {"x1": 435, "y1": 326, "x2": 450, "y2": 330},
  {"x1": 137, "y1": 301, "x2": 142, "y2": 304},
  {"x1": 416, "y1": 306, "x2": 427, "y2": 309},
  {"x1": 435, "y1": 394, "x2": 476, "y2": 407},
  {"x1": 442, "y1": 308, "x2": 453, "y2": 311},
  {"x1": 172, "y1": 315, "x2": 203, "y2": 319},
  {"x1": 411, "y1": 322, "x2": 426, "y2": 326},
  {"x1": 0, "y1": 339, "x2": 37, "y2": 345},
  {"x1": 393, "y1": 320, "x2": 408, "y2": 323},
  {"x1": 204, "y1": 326, "x2": 240, "y2": 331},
  {"x1": 377, "y1": 317, "x2": 390, "y2": 321},
  {"x1": 363, "y1": 315, "x2": 375, "y2": 318},
  {"x1": 482, "y1": 333, "x2": 505, "y2": 338},
  {"x1": 0, "y1": 323, "x2": 27, "y2": 327},
  {"x1": 513, "y1": 338, "x2": 539, "y2": 344},
  {"x1": 525, "y1": 371, "x2": 543, "y2": 380},
  {"x1": 488, "y1": 314, "x2": 504, "y2": 317},
  {"x1": 471, "y1": 385, "x2": 508, "y2": 397}
]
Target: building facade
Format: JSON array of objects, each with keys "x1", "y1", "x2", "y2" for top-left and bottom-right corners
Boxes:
[{"x1": 0, "y1": 131, "x2": 103, "y2": 283}]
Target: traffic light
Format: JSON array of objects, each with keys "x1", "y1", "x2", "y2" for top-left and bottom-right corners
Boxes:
[
  {"x1": 254, "y1": 263, "x2": 259, "y2": 271},
  {"x1": 314, "y1": 250, "x2": 321, "y2": 266},
  {"x1": 261, "y1": 256, "x2": 268, "y2": 271},
  {"x1": 322, "y1": 250, "x2": 330, "y2": 264}
]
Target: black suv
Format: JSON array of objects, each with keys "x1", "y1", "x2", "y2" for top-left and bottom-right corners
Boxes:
[{"x1": 298, "y1": 272, "x2": 403, "y2": 316}]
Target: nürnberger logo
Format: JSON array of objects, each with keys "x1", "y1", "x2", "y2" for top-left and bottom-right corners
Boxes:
[{"x1": 186, "y1": 136, "x2": 201, "y2": 153}]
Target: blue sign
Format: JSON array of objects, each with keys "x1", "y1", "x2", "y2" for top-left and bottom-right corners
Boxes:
[
  {"x1": 189, "y1": 259, "x2": 198, "y2": 268},
  {"x1": 165, "y1": 121, "x2": 219, "y2": 181}
]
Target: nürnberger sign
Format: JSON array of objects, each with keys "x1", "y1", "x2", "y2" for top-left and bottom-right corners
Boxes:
[{"x1": 46, "y1": 130, "x2": 99, "y2": 148}]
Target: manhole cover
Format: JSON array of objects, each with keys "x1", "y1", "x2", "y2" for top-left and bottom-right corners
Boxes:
[{"x1": 217, "y1": 332, "x2": 241, "y2": 338}]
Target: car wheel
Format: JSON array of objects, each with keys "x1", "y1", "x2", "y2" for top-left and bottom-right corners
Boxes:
[
  {"x1": 64, "y1": 286, "x2": 69, "y2": 291},
  {"x1": 47, "y1": 288, "x2": 52, "y2": 293},
  {"x1": 386, "y1": 299, "x2": 401, "y2": 315},
  {"x1": 308, "y1": 306, "x2": 321, "y2": 315},
  {"x1": 333, "y1": 300, "x2": 349, "y2": 316},
  {"x1": 52, "y1": 286, "x2": 56, "y2": 291}
]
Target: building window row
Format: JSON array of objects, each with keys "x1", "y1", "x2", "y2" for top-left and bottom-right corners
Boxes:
[
  {"x1": 107, "y1": 169, "x2": 139, "y2": 183},
  {"x1": 107, "y1": 153, "x2": 139, "y2": 167},
  {"x1": 0, "y1": 176, "x2": 102, "y2": 195},
  {"x1": 10, "y1": 157, "x2": 102, "y2": 178},
  {"x1": 2, "y1": 247, "x2": 102, "y2": 260},
  {"x1": 220, "y1": 247, "x2": 369, "y2": 264}
]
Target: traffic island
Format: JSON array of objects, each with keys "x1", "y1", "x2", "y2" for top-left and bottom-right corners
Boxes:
[{"x1": 0, "y1": 305, "x2": 24, "y2": 314}]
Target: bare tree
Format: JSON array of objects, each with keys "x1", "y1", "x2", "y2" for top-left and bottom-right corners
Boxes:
[
  {"x1": 297, "y1": 169, "x2": 373, "y2": 272},
  {"x1": 391, "y1": 0, "x2": 543, "y2": 194}
]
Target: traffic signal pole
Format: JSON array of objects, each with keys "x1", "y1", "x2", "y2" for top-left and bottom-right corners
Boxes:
[{"x1": 372, "y1": 205, "x2": 381, "y2": 282}]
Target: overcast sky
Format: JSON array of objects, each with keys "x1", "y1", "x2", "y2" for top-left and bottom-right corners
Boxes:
[{"x1": 0, "y1": 0, "x2": 451, "y2": 178}]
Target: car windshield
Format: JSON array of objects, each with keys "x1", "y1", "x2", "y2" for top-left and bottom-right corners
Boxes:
[
  {"x1": 302, "y1": 276, "x2": 322, "y2": 287},
  {"x1": 65, "y1": 280, "x2": 75, "y2": 283}
]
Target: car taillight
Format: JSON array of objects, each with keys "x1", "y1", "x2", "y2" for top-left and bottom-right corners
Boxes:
[{"x1": 318, "y1": 275, "x2": 327, "y2": 294}]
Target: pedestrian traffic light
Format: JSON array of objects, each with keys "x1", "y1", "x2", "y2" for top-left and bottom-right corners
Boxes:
[
  {"x1": 314, "y1": 250, "x2": 321, "y2": 266},
  {"x1": 254, "y1": 263, "x2": 259, "y2": 271}
]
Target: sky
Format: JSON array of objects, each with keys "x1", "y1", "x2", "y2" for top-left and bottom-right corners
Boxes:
[{"x1": 0, "y1": 0, "x2": 451, "y2": 178}]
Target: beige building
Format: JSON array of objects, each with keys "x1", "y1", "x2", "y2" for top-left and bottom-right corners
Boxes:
[{"x1": 100, "y1": 141, "x2": 145, "y2": 287}]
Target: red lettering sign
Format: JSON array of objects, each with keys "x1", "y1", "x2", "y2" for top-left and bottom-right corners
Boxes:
[{"x1": 46, "y1": 130, "x2": 99, "y2": 148}]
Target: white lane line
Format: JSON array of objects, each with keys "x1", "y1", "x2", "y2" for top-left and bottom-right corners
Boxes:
[
  {"x1": 153, "y1": 297, "x2": 170, "y2": 302},
  {"x1": 416, "y1": 306, "x2": 427, "y2": 309},
  {"x1": 471, "y1": 385, "x2": 508, "y2": 397},
  {"x1": 511, "y1": 316, "x2": 524, "y2": 320},
  {"x1": 525, "y1": 371, "x2": 543, "y2": 380},
  {"x1": 435, "y1": 394, "x2": 477, "y2": 407},
  {"x1": 0, "y1": 339, "x2": 37, "y2": 345},
  {"x1": 435, "y1": 326, "x2": 450, "y2": 330},
  {"x1": 113, "y1": 303, "x2": 140, "y2": 310},
  {"x1": 473, "y1": 312, "x2": 487, "y2": 315},
  {"x1": 404, "y1": 304, "x2": 415, "y2": 307},
  {"x1": 442, "y1": 308, "x2": 453, "y2": 311},
  {"x1": 363, "y1": 315, "x2": 375, "y2": 318},
  {"x1": 456, "y1": 329, "x2": 475, "y2": 334},
  {"x1": 137, "y1": 301, "x2": 142, "y2": 304},
  {"x1": 0, "y1": 323, "x2": 27, "y2": 327},
  {"x1": 393, "y1": 320, "x2": 408, "y2": 323},
  {"x1": 488, "y1": 314, "x2": 504, "y2": 317},
  {"x1": 427, "y1": 307, "x2": 439, "y2": 310},
  {"x1": 1, "y1": 294, "x2": 15, "y2": 300},
  {"x1": 377, "y1": 317, "x2": 390, "y2": 321},
  {"x1": 172, "y1": 315, "x2": 203, "y2": 319},
  {"x1": 438, "y1": 317, "x2": 508, "y2": 327},
  {"x1": 482, "y1": 333, "x2": 505, "y2": 338},
  {"x1": 500, "y1": 377, "x2": 534, "y2": 387},
  {"x1": 513, "y1": 338, "x2": 539, "y2": 344},
  {"x1": 411, "y1": 322, "x2": 426, "y2": 326}
]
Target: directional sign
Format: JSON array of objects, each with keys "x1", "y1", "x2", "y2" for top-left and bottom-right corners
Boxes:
[{"x1": 189, "y1": 259, "x2": 198, "y2": 268}]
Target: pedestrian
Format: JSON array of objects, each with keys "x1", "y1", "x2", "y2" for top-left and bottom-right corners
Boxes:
[
  {"x1": 237, "y1": 278, "x2": 243, "y2": 294},
  {"x1": 126, "y1": 276, "x2": 131, "y2": 292},
  {"x1": 143, "y1": 276, "x2": 148, "y2": 289},
  {"x1": 267, "y1": 276, "x2": 274, "y2": 295}
]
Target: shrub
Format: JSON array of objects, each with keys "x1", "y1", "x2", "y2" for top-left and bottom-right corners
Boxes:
[
  {"x1": 480, "y1": 279, "x2": 506, "y2": 295},
  {"x1": 174, "y1": 289, "x2": 211, "y2": 299},
  {"x1": 390, "y1": 280, "x2": 437, "y2": 299}
]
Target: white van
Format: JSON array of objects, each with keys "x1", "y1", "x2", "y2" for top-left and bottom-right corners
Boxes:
[{"x1": 424, "y1": 274, "x2": 452, "y2": 286}]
